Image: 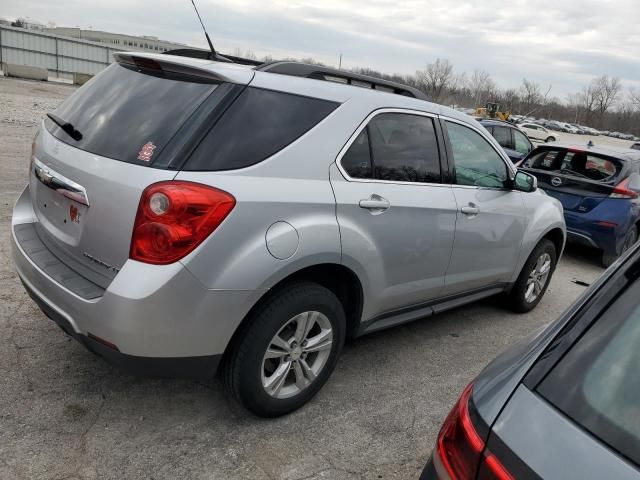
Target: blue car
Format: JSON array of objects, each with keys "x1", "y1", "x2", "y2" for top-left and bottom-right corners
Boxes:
[{"x1": 522, "y1": 143, "x2": 640, "y2": 266}]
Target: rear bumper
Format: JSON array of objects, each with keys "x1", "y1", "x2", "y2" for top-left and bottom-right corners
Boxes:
[
  {"x1": 564, "y1": 204, "x2": 636, "y2": 254},
  {"x1": 20, "y1": 276, "x2": 221, "y2": 378},
  {"x1": 12, "y1": 186, "x2": 264, "y2": 376}
]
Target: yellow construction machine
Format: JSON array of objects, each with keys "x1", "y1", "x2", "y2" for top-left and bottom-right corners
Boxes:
[{"x1": 474, "y1": 102, "x2": 510, "y2": 121}]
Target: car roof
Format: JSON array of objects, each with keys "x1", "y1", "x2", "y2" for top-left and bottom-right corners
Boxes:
[
  {"x1": 532, "y1": 142, "x2": 640, "y2": 162},
  {"x1": 120, "y1": 51, "x2": 474, "y2": 125},
  {"x1": 478, "y1": 119, "x2": 519, "y2": 128}
]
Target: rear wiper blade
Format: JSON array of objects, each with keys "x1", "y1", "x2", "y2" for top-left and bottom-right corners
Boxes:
[{"x1": 46, "y1": 113, "x2": 83, "y2": 141}]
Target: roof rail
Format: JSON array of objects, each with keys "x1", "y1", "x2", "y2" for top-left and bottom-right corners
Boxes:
[
  {"x1": 162, "y1": 48, "x2": 263, "y2": 66},
  {"x1": 255, "y1": 61, "x2": 427, "y2": 100}
]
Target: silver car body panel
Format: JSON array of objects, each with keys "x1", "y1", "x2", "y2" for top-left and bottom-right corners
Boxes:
[
  {"x1": 13, "y1": 186, "x2": 263, "y2": 357},
  {"x1": 12, "y1": 54, "x2": 566, "y2": 362},
  {"x1": 493, "y1": 385, "x2": 639, "y2": 479},
  {"x1": 30, "y1": 126, "x2": 177, "y2": 287}
]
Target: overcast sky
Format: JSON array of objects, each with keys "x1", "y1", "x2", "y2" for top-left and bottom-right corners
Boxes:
[{"x1": 2, "y1": 0, "x2": 639, "y2": 98}]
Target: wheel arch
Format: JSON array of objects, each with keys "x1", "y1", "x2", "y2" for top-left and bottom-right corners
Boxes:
[{"x1": 221, "y1": 263, "x2": 364, "y2": 364}]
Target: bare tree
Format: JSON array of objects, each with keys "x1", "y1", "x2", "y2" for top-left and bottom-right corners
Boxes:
[
  {"x1": 468, "y1": 69, "x2": 495, "y2": 106},
  {"x1": 416, "y1": 58, "x2": 454, "y2": 102},
  {"x1": 519, "y1": 79, "x2": 552, "y2": 116},
  {"x1": 628, "y1": 87, "x2": 640, "y2": 111},
  {"x1": 592, "y1": 75, "x2": 621, "y2": 125}
]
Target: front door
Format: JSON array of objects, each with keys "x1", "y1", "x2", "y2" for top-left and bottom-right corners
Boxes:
[
  {"x1": 330, "y1": 110, "x2": 458, "y2": 320},
  {"x1": 442, "y1": 120, "x2": 527, "y2": 294}
]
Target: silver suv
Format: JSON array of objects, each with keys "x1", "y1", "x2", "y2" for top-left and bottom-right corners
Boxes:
[{"x1": 11, "y1": 52, "x2": 565, "y2": 417}]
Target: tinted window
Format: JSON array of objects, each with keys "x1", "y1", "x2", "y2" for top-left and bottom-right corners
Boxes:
[
  {"x1": 513, "y1": 130, "x2": 532, "y2": 155},
  {"x1": 186, "y1": 87, "x2": 339, "y2": 171},
  {"x1": 538, "y1": 280, "x2": 640, "y2": 466},
  {"x1": 367, "y1": 113, "x2": 441, "y2": 183},
  {"x1": 46, "y1": 63, "x2": 217, "y2": 164},
  {"x1": 527, "y1": 148, "x2": 622, "y2": 182},
  {"x1": 341, "y1": 129, "x2": 373, "y2": 179},
  {"x1": 446, "y1": 122, "x2": 509, "y2": 188},
  {"x1": 492, "y1": 126, "x2": 514, "y2": 150}
]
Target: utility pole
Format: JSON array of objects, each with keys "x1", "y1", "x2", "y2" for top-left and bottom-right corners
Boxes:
[{"x1": 338, "y1": 53, "x2": 342, "y2": 70}]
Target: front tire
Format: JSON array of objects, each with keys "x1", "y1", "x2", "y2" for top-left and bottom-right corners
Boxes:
[
  {"x1": 509, "y1": 239, "x2": 557, "y2": 313},
  {"x1": 224, "y1": 281, "x2": 346, "y2": 417},
  {"x1": 545, "y1": 136, "x2": 556, "y2": 143}
]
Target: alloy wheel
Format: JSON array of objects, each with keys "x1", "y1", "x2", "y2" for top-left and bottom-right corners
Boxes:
[
  {"x1": 261, "y1": 311, "x2": 333, "y2": 399},
  {"x1": 525, "y1": 253, "x2": 552, "y2": 303}
]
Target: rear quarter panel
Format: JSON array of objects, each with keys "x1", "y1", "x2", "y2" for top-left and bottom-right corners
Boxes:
[{"x1": 491, "y1": 386, "x2": 640, "y2": 479}]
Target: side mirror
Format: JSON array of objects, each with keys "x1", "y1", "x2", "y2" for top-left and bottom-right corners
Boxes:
[{"x1": 513, "y1": 170, "x2": 537, "y2": 192}]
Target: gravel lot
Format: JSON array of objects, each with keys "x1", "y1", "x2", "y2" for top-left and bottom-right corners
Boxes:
[{"x1": 0, "y1": 77, "x2": 610, "y2": 480}]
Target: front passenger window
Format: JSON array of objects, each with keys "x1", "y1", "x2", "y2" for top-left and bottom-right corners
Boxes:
[{"x1": 446, "y1": 122, "x2": 509, "y2": 189}]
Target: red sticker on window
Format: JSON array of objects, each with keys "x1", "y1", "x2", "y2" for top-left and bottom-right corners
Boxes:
[{"x1": 137, "y1": 142, "x2": 156, "y2": 162}]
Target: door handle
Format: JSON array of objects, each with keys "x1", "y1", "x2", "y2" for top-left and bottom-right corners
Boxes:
[
  {"x1": 460, "y1": 204, "x2": 479, "y2": 216},
  {"x1": 359, "y1": 195, "x2": 390, "y2": 213}
]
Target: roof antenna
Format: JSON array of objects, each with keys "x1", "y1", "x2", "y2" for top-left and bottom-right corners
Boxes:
[{"x1": 189, "y1": 0, "x2": 229, "y2": 62}]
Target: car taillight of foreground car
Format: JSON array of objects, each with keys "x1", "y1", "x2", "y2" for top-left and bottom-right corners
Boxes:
[
  {"x1": 130, "y1": 181, "x2": 235, "y2": 265},
  {"x1": 428, "y1": 384, "x2": 513, "y2": 480}
]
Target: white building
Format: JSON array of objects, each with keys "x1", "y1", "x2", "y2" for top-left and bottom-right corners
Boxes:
[{"x1": 40, "y1": 27, "x2": 191, "y2": 54}]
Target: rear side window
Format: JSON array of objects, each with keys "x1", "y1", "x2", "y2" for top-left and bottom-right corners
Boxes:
[
  {"x1": 45, "y1": 63, "x2": 217, "y2": 164},
  {"x1": 340, "y1": 112, "x2": 442, "y2": 183},
  {"x1": 185, "y1": 87, "x2": 338, "y2": 171},
  {"x1": 492, "y1": 126, "x2": 514, "y2": 150},
  {"x1": 537, "y1": 280, "x2": 640, "y2": 466},
  {"x1": 341, "y1": 129, "x2": 372, "y2": 179},
  {"x1": 527, "y1": 149, "x2": 622, "y2": 182}
]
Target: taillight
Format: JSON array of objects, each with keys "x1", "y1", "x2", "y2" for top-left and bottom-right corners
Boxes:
[
  {"x1": 130, "y1": 181, "x2": 235, "y2": 265},
  {"x1": 610, "y1": 178, "x2": 638, "y2": 199},
  {"x1": 433, "y1": 384, "x2": 513, "y2": 480}
]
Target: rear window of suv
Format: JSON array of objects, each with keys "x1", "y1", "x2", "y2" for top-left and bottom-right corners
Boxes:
[
  {"x1": 184, "y1": 87, "x2": 339, "y2": 171},
  {"x1": 525, "y1": 148, "x2": 622, "y2": 182},
  {"x1": 537, "y1": 279, "x2": 640, "y2": 466},
  {"x1": 45, "y1": 63, "x2": 218, "y2": 165}
]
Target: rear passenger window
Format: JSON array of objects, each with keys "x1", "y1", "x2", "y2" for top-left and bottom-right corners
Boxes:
[
  {"x1": 537, "y1": 280, "x2": 640, "y2": 466},
  {"x1": 185, "y1": 87, "x2": 339, "y2": 171},
  {"x1": 341, "y1": 129, "x2": 372, "y2": 179},
  {"x1": 492, "y1": 126, "x2": 514, "y2": 150},
  {"x1": 340, "y1": 113, "x2": 442, "y2": 183}
]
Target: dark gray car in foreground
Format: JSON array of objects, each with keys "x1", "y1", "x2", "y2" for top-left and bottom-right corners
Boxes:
[{"x1": 421, "y1": 243, "x2": 640, "y2": 479}]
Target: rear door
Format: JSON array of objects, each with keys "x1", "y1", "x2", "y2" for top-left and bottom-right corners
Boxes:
[
  {"x1": 30, "y1": 57, "x2": 250, "y2": 287},
  {"x1": 330, "y1": 110, "x2": 457, "y2": 317},
  {"x1": 521, "y1": 147, "x2": 626, "y2": 213},
  {"x1": 442, "y1": 119, "x2": 526, "y2": 294}
]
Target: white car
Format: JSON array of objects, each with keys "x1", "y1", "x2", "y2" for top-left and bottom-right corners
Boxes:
[{"x1": 518, "y1": 123, "x2": 556, "y2": 143}]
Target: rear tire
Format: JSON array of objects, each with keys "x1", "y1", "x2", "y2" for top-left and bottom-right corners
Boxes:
[
  {"x1": 508, "y1": 239, "x2": 557, "y2": 313},
  {"x1": 602, "y1": 226, "x2": 637, "y2": 268},
  {"x1": 223, "y1": 281, "x2": 346, "y2": 418},
  {"x1": 545, "y1": 136, "x2": 555, "y2": 143}
]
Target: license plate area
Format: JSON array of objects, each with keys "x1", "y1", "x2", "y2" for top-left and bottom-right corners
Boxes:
[{"x1": 31, "y1": 158, "x2": 89, "y2": 247}]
